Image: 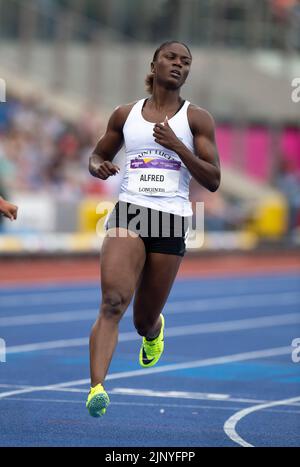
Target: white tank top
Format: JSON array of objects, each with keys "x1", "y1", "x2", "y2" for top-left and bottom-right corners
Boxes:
[{"x1": 118, "y1": 98, "x2": 194, "y2": 217}]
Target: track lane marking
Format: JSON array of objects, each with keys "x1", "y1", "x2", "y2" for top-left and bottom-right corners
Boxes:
[
  {"x1": 223, "y1": 395, "x2": 300, "y2": 447},
  {"x1": 1, "y1": 292, "x2": 300, "y2": 324},
  {"x1": 2, "y1": 397, "x2": 300, "y2": 415},
  {"x1": 0, "y1": 345, "x2": 292, "y2": 400},
  {"x1": 5, "y1": 313, "x2": 300, "y2": 354}
]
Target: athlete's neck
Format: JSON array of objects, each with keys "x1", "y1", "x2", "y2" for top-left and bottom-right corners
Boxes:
[{"x1": 150, "y1": 87, "x2": 182, "y2": 111}]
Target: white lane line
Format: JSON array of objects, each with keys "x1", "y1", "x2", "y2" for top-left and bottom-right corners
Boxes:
[
  {"x1": 0, "y1": 310, "x2": 97, "y2": 326},
  {"x1": 0, "y1": 288, "x2": 299, "y2": 311},
  {"x1": 6, "y1": 337, "x2": 89, "y2": 354},
  {"x1": 1, "y1": 292, "x2": 300, "y2": 325},
  {"x1": 48, "y1": 387, "x2": 300, "y2": 406},
  {"x1": 0, "y1": 345, "x2": 292, "y2": 401},
  {"x1": 0, "y1": 397, "x2": 252, "y2": 411},
  {"x1": 2, "y1": 397, "x2": 300, "y2": 415},
  {"x1": 0, "y1": 384, "x2": 29, "y2": 389},
  {"x1": 223, "y1": 395, "x2": 300, "y2": 447},
  {"x1": 44, "y1": 345, "x2": 294, "y2": 387},
  {"x1": 108, "y1": 388, "x2": 300, "y2": 406},
  {"x1": 5, "y1": 313, "x2": 300, "y2": 354},
  {"x1": 2, "y1": 383, "x2": 300, "y2": 407},
  {"x1": 1, "y1": 292, "x2": 300, "y2": 326},
  {"x1": 110, "y1": 388, "x2": 230, "y2": 400},
  {"x1": 0, "y1": 290, "x2": 98, "y2": 307},
  {"x1": 169, "y1": 292, "x2": 300, "y2": 311}
]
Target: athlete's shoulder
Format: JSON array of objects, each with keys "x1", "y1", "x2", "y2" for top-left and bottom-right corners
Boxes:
[
  {"x1": 188, "y1": 104, "x2": 215, "y2": 124},
  {"x1": 109, "y1": 100, "x2": 140, "y2": 129},
  {"x1": 187, "y1": 103, "x2": 216, "y2": 132}
]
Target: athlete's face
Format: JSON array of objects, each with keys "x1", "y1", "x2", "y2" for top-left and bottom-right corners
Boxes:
[{"x1": 152, "y1": 43, "x2": 192, "y2": 90}]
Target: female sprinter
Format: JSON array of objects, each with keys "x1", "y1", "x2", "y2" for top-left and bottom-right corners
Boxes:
[{"x1": 86, "y1": 41, "x2": 221, "y2": 417}]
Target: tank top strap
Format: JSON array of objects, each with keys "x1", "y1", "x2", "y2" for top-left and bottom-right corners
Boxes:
[
  {"x1": 169, "y1": 99, "x2": 190, "y2": 123},
  {"x1": 131, "y1": 98, "x2": 146, "y2": 117},
  {"x1": 180, "y1": 100, "x2": 190, "y2": 116},
  {"x1": 124, "y1": 98, "x2": 146, "y2": 128},
  {"x1": 183, "y1": 100, "x2": 190, "y2": 111}
]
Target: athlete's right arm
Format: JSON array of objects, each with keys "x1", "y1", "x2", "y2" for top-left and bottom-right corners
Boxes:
[{"x1": 89, "y1": 105, "x2": 129, "y2": 180}]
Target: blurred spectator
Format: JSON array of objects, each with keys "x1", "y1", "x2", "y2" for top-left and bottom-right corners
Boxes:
[
  {"x1": 276, "y1": 158, "x2": 300, "y2": 236},
  {"x1": 270, "y1": 0, "x2": 300, "y2": 49},
  {"x1": 223, "y1": 0, "x2": 246, "y2": 21},
  {"x1": 288, "y1": 0, "x2": 300, "y2": 49},
  {"x1": 0, "y1": 94, "x2": 115, "y2": 200},
  {"x1": 189, "y1": 179, "x2": 245, "y2": 232},
  {"x1": 270, "y1": 0, "x2": 297, "y2": 20}
]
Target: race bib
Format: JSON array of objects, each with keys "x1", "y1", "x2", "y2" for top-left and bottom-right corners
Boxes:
[{"x1": 127, "y1": 158, "x2": 181, "y2": 196}]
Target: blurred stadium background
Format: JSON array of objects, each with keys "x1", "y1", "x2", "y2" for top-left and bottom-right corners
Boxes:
[{"x1": 0, "y1": 0, "x2": 299, "y2": 260}]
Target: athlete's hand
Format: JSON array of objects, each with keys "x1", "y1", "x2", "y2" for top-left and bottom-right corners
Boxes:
[
  {"x1": 91, "y1": 160, "x2": 120, "y2": 180},
  {"x1": 153, "y1": 116, "x2": 182, "y2": 152},
  {"x1": 0, "y1": 197, "x2": 18, "y2": 221}
]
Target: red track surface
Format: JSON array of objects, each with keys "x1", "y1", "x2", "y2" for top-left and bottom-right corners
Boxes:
[{"x1": 0, "y1": 252, "x2": 299, "y2": 286}]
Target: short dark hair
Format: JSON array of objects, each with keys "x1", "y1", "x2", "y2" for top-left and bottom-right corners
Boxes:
[{"x1": 145, "y1": 41, "x2": 192, "y2": 94}]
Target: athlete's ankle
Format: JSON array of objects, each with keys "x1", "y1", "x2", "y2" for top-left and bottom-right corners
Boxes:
[
  {"x1": 145, "y1": 335, "x2": 158, "y2": 341},
  {"x1": 91, "y1": 381, "x2": 103, "y2": 388},
  {"x1": 145, "y1": 317, "x2": 162, "y2": 341}
]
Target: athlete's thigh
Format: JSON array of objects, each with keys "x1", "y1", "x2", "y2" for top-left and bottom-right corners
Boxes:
[
  {"x1": 100, "y1": 228, "x2": 146, "y2": 302},
  {"x1": 133, "y1": 252, "x2": 183, "y2": 318}
]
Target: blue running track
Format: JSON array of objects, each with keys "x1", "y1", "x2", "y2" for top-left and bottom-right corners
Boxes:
[{"x1": 0, "y1": 272, "x2": 300, "y2": 447}]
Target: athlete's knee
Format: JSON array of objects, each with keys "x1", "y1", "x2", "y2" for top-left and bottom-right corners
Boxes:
[{"x1": 101, "y1": 290, "x2": 129, "y2": 321}]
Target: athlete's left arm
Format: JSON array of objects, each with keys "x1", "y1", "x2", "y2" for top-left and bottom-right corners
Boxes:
[{"x1": 153, "y1": 107, "x2": 221, "y2": 192}]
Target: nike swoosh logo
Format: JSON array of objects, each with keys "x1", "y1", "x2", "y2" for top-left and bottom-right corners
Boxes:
[{"x1": 142, "y1": 348, "x2": 155, "y2": 365}]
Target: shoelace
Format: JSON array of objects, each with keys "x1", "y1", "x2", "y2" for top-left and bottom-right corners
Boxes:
[{"x1": 145, "y1": 339, "x2": 162, "y2": 357}]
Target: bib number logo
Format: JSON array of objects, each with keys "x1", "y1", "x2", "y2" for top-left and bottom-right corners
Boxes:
[{"x1": 128, "y1": 157, "x2": 181, "y2": 196}]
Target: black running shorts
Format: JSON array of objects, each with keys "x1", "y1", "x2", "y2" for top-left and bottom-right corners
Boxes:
[{"x1": 105, "y1": 201, "x2": 189, "y2": 256}]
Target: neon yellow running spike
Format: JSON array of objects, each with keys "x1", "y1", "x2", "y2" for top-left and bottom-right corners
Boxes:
[
  {"x1": 86, "y1": 383, "x2": 110, "y2": 417},
  {"x1": 139, "y1": 314, "x2": 165, "y2": 368}
]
